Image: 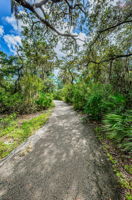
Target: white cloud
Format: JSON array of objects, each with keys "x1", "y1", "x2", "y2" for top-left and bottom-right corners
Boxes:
[
  {"x1": 4, "y1": 12, "x2": 86, "y2": 57},
  {"x1": 54, "y1": 32, "x2": 87, "y2": 58},
  {"x1": 5, "y1": 14, "x2": 24, "y2": 32},
  {"x1": 54, "y1": 41, "x2": 65, "y2": 58},
  {"x1": 0, "y1": 25, "x2": 4, "y2": 36},
  {"x1": 3, "y1": 34, "x2": 21, "y2": 54},
  {"x1": 52, "y1": 19, "x2": 87, "y2": 58},
  {"x1": 76, "y1": 32, "x2": 87, "y2": 50}
]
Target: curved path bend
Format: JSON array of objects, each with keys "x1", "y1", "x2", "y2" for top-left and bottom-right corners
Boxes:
[{"x1": 0, "y1": 101, "x2": 120, "y2": 200}]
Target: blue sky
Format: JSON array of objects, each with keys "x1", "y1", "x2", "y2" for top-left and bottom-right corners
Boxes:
[
  {"x1": 0, "y1": 1, "x2": 86, "y2": 57},
  {"x1": 0, "y1": 0, "x2": 11, "y2": 54},
  {"x1": 0, "y1": 0, "x2": 22, "y2": 55}
]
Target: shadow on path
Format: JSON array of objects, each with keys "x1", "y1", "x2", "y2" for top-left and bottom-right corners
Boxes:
[{"x1": 0, "y1": 101, "x2": 120, "y2": 200}]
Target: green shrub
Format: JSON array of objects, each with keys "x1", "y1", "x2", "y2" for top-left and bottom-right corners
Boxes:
[
  {"x1": 103, "y1": 110, "x2": 132, "y2": 152},
  {"x1": 72, "y1": 82, "x2": 88, "y2": 110},
  {"x1": 0, "y1": 91, "x2": 23, "y2": 113},
  {"x1": 63, "y1": 82, "x2": 88, "y2": 108},
  {"x1": 84, "y1": 84, "x2": 125, "y2": 120},
  {"x1": 102, "y1": 94, "x2": 126, "y2": 114},
  {"x1": 84, "y1": 95, "x2": 102, "y2": 120},
  {"x1": 63, "y1": 83, "x2": 125, "y2": 120},
  {"x1": 36, "y1": 93, "x2": 53, "y2": 109},
  {"x1": 63, "y1": 84, "x2": 74, "y2": 103},
  {"x1": 20, "y1": 74, "x2": 44, "y2": 113},
  {"x1": 53, "y1": 89, "x2": 64, "y2": 100}
]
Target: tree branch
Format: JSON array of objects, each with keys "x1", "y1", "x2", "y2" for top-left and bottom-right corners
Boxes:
[
  {"x1": 33, "y1": 0, "x2": 62, "y2": 8},
  {"x1": 88, "y1": 53, "x2": 132, "y2": 65},
  {"x1": 88, "y1": 13, "x2": 132, "y2": 51},
  {"x1": 14, "y1": 0, "x2": 77, "y2": 38},
  {"x1": 99, "y1": 20, "x2": 132, "y2": 33},
  {"x1": 33, "y1": 0, "x2": 49, "y2": 8},
  {"x1": 64, "y1": 0, "x2": 86, "y2": 14}
]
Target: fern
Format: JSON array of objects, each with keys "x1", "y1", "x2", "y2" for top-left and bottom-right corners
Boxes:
[{"x1": 103, "y1": 111, "x2": 132, "y2": 152}]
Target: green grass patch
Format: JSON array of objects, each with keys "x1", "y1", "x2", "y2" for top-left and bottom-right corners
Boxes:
[{"x1": 0, "y1": 110, "x2": 52, "y2": 159}]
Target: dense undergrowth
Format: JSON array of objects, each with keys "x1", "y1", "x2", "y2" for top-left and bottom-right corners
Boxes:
[
  {"x1": 55, "y1": 82, "x2": 132, "y2": 154},
  {"x1": 0, "y1": 75, "x2": 53, "y2": 114},
  {"x1": 0, "y1": 110, "x2": 52, "y2": 159}
]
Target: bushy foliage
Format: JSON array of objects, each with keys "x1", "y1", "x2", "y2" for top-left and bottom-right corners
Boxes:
[
  {"x1": 103, "y1": 111, "x2": 132, "y2": 153},
  {"x1": 84, "y1": 84, "x2": 125, "y2": 120},
  {"x1": 63, "y1": 82, "x2": 87, "y2": 107},
  {"x1": 36, "y1": 93, "x2": 53, "y2": 109},
  {"x1": 0, "y1": 75, "x2": 53, "y2": 114},
  {"x1": 0, "y1": 90, "x2": 23, "y2": 113},
  {"x1": 63, "y1": 84, "x2": 75, "y2": 103},
  {"x1": 71, "y1": 82, "x2": 88, "y2": 110},
  {"x1": 19, "y1": 74, "x2": 43, "y2": 113},
  {"x1": 64, "y1": 83, "x2": 126, "y2": 120},
  {"x1": 63, "y1": 82, "x2": 130, "y2": 153},
  {"x1": 53, "y1": 89, "x2": 64, "y2": 100}
]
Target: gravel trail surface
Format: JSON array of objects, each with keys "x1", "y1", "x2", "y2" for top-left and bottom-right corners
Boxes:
[{"x1": 0, "y1": 101, "x2": 120, "y2": 200}]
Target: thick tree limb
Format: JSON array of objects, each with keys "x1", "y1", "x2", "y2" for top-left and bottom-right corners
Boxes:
[
  {"x1": 88, "y1": 13, "x2": 132, "y2": 51},
  {"x1": 87, "y1": 53, "x2": 132, "y2": 65},
  {"x1": 14, "y1": 0, "x2": 77, "y2": 38},
  {"x1": 34, "y1": 10, "x2": 77, "y2": 37},
  {"x1": 99, "y1": 20, "x2": 132, "y2": 33}
]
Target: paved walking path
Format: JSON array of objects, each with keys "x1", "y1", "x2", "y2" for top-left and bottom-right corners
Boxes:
[{"x1": 0, "y1": 101, "x2": 120, "y2": 200}]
